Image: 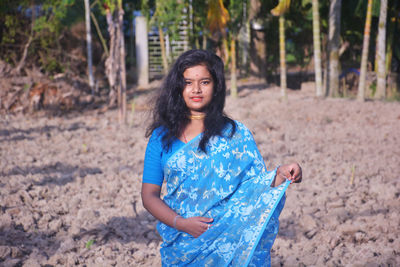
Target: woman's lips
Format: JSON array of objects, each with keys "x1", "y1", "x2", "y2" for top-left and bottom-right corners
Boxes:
[{"x1": 191, "y1": 97, "x2": 202, "y2": 102}]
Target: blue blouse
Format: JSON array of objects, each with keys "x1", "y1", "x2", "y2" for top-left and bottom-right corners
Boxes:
[{"x1": 142, "y1": 127, "x2": 185, "y2": 186}]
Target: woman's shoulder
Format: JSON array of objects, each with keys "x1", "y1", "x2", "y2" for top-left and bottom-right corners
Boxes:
[
  {"x1": 233, "y1": 120, "x2": 247, "y2": 129},
  {"x1": 232, "y1": 120, "x2": 251, "y2": 132},
  {"x1": 148, "y1": 126, "x2": 168, "y2": 143},
  {"x1": 231, "y1": 120, "x2": 256, "y2": 142},
  {"x1": 152, "y1": 126, "x2": 168, "y2": 136},
  {"x1": 222, "y1": 120, "x2": 250, "y2": 136}
]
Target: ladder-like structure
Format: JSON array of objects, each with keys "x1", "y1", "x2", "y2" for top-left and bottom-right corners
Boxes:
[{"x1": 148, "y1": 20, "x2": 189, "y2": 79}]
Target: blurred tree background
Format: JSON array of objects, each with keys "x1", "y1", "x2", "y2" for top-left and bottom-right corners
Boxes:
[{"x1": 0, "y1": 0, "x2": 399, "y2": 118}]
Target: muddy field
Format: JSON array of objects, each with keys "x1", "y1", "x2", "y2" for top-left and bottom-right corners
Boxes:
[{"x1": 1, "y1": 81, "x2": 399, "y2": 266}]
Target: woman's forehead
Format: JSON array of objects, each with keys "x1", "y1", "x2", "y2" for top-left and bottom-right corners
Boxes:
[{"x1": 183, "y1": 65, "x2": 212, "y2": 78}]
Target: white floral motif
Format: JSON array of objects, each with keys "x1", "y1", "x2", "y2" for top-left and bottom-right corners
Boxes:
[
  {"x1": 242, "y1": 227, "x2": 257, "y2": 243},
  {"x1": 216, "y1": 241, "x2": 236, "y2": 262},
  {"x1": 223, "y1": 173, "x2": 232, "y2": 181},
  {"x1": 188, "y1": 186, "x2": 198, "y2": 200},
  {"x1": 215, "y1": 162, "x2": 232, "y2": 179},
  {"x1": 222, "y1": 152, "x2": 230, "y2": 158},
  {"x1": 176, "y1": 154, "x2": 186, "y2": 170},
  {"x1": 231, "y1": 145, "x2": 248, "y2": 160}
]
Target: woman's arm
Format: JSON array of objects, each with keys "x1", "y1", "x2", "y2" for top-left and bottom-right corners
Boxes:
[{"x1": 141, "y1": 183, "x2": 213, "y2": 237}]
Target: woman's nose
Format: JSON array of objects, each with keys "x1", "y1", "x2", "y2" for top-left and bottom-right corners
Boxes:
[{"x1": 192, "y1": 83, "x2": 201, "y2": 93}]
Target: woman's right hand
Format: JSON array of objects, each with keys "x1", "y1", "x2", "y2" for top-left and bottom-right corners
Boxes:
[{"x1": 176, "y1": 216, "x2": 213, "y2": 238}]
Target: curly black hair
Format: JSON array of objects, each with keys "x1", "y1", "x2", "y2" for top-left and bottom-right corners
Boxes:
[{"x1": 146, "y1": 49, "x2": 236, "y2": 152}]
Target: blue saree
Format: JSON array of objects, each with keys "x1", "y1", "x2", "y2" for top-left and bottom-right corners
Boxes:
[{"x1": 157, "y1": 121, "x2": 290, "y2": 266}]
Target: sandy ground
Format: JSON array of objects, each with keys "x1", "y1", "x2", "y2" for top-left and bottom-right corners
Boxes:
[{"x1": 1, "y1": 81, "x2": 399, "y2": 266}]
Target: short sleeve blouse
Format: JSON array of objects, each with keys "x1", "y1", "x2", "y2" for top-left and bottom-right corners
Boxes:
[{"x1": 142, "y1": 127, "x2": 185, "y2": 186}]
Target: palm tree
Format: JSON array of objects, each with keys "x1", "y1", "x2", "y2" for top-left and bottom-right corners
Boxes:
[
  {"x1": 312, "y1": 0, "x2": 323, "y2": 97},
  {"x1": 375, "y1": 0, "x2": 388, "y2": 99},
  {"x1": 357, "y1": 0, "x2": 373, "y2": 101},
  {"x1": 328, "y1": 0, "x2": 342, "y2": 97},
  {"x1": 207, "y1": 0, "x2": 230, "y2": 60},
  {"x1": 271, "y1": 0, "x2": 291, "y2": 101},
  {"x1": 206, "y1": 0, "x2": 233, "y2": 95}
]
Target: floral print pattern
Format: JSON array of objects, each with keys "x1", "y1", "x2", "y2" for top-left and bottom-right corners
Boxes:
[{"x1": 157, "y1": 121, "x2": 290, "y2": 266}]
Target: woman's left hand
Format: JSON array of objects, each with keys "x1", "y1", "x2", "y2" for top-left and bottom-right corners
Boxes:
[{"x1": 278, "y1": 163, "x2": 302, "y2": 184}]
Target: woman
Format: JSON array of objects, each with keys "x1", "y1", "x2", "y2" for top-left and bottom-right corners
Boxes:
[{"x1": 142, "y1": 49, "x2": 302, "y2": 266}]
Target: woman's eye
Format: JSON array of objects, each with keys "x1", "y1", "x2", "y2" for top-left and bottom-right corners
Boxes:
[
  {"x1": 201, "y1": 81, "x2": 210, "y2": 85},
  {"x1": 185, "y1": 81, "x2": 192, "y2": 85}
]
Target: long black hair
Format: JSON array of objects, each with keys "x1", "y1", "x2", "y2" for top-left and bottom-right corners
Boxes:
[{"x1": 146, "y1": 49, "x2": 236, "y2": 152}]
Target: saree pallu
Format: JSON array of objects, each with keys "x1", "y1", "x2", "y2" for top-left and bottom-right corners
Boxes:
[{"x1": 157, "y1": 121, "x2": 290, "y2": 266}]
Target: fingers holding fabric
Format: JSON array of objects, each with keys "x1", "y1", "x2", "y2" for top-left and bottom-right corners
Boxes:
[
  {"x1": 278, "y1": 163, "x2": 302, "y2": 184},
  {"x1": 176, "y1": 216, "x2": 213, "y2": 238},
  {"x1": 289, "y1": 162, "x2": 302, "y2": 183}
]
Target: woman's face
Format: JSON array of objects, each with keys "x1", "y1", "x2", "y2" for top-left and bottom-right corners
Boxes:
[{"x1": 182, "y1": 64, "x2": 214, "y2": 114}]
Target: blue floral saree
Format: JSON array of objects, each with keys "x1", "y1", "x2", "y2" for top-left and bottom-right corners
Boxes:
[{"x1": 157, "y1": 121, "x2": 290, "y2": 266}]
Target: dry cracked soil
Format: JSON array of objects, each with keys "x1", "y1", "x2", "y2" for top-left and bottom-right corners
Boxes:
[{"x1": 1, "y1": 81, "x2": 399, "y2": 266}]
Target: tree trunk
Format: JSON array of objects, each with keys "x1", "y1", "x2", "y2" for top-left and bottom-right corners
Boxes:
[
  {"x1": 249, "y1": 0, "x2": 266, "y2": 79},
  {"x1": 158, "y1": 26, "x2": 169, "y2": 75},
  {"x1": 312, "y1": 0, "x2": 323, "y2": 97},
  {"x1": 105, "y1": 1, "x2": 127, "y2": 124},
  {"x1": 85, "y1": 0, "x2": 95, "y2": 93},
  {"x1": 239, "y1": 0, "x2": 250, "y2": 76},
  {"x1": 118, "y1": 0, "x2": 126, "y2": 124},
  {"x1": 328, "y1": 0, "x2": 341, "y2": 97},
  {"x1": 357, "y1": 0, "x2": 373, "y2": 101},
  {"x1": 230, "y1": 37, "x2": 237, "y2": 98},
  {"x1": 375, "y1": 0, "x2": 387, "y2": 99},
  {"x1": 129, "y1": 15, "x2": 135, "y2": 72},
  {"x1": 202, "y1": 33, "x2": 207, "y2": 50},
  {"x1": 105, "y1": 8, "x2": 117, "y2": 107},
  {"x1": 135, "y1": 16, "x2": 149, "y2": 87},
  {"x1": 222, "y1": 37, "x2": 229, "y2": 66},
  {"x1": 385, "y1": 0, "x2": 397, "y2": 75},
  {"x1": 279, "y1": 15, "x2": 287, "y2": 100}
]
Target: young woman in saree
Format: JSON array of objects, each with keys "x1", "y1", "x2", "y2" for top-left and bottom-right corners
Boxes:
[{"x1": 142, "y1": 49, "x2": 302, "y2": 266}]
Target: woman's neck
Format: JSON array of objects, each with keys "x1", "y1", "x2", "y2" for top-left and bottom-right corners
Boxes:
[{"x1": 181, "y1": 119, "x2": 204, "y2": 143}]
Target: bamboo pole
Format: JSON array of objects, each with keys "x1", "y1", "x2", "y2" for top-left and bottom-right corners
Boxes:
[
  {"x1": 357, "y1": 0, "x2": 373, "y2": 101},
  {"x1": 279, "y1": 15, "x2": 287, "y2": 100},
  {"x1": 230, "y1": 37, "x2": 237, "y2": 98},
  {"x1": 312, "y1": 0, "x2": 323, "y2": 97}
]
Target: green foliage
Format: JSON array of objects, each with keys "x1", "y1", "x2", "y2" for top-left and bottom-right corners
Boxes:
[
  {"x1": 85, "y1": 239, "x2": 95, "y2": 249},
  {"x1": 356, "y1": 0, "x2": 381, "y2": 18},
  {"x1": 369, "y1": 81, "x2": 377, "y2": 97},
  {"x1": 151, "y1": 0, "x2": 185, "y2": 42},
  {"x1": 41, "y1": 56, "x2": 65, "y2": 73},
  {"x1": 0, "y1": 0, "x2": 397, "y2": 91},
  {"x1": 0, "y1": 0, "x2": 80, "y2": 73},
  {"x1": 265, "y1": 0, "x2": 317, "y2": 69},
  {"x1": 228, "y1": 0, "x2": 243, "y2": 35},
  {"x1": 2, "y1": 15, "x2": 23, "y2": 44},
  {"x1": 103, "y1": 0, "x2": 118, "y2": 14},
  {"x1": 191, "y1": 0, "x2": 208, "y2": 40},
  {"x1": 141, "y1": 0, "x2": 152, "y2": 22}
]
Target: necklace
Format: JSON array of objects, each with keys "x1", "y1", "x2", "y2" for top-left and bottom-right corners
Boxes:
[{"x1": 188, "y1": 114, "x2": 206, "y2": 120}]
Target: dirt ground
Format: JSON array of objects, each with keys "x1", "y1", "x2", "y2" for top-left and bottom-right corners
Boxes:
[{"x1": 1, "y1": 81, "x2": 399, "y2": 266}]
